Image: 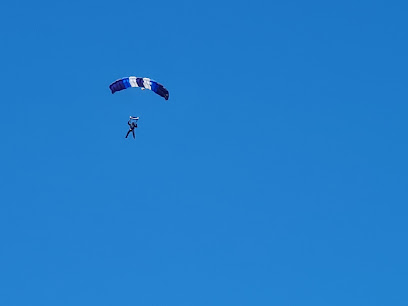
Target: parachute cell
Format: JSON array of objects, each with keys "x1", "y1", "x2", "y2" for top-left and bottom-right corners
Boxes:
[{"x1": 109, "y1": 77, "x2": 169, "y2": 100}]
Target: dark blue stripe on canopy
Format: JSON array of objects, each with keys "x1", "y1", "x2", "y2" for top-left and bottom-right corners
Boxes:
[
  {"x1": 109, "y1": 79, "x2": 126, "y2": 93},
  {"x1": 136, "y1": 78, "x2": 144, "y2": 87}
]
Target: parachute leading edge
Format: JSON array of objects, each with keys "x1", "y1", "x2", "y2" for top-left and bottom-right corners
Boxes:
[{"x1": 109, "y1": 77, "x2": 169, "y2": 100}]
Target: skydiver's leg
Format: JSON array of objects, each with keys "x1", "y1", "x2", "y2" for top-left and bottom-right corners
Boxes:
[
  {"x1": 126, "y1": 130, "x2": 131, "y2": 138},
  {"x1": 132, "y1": 130, "x2": 135, "y2": 139}
]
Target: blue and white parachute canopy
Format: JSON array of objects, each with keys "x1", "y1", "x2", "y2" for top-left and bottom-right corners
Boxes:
[{"x1": 109, "y1": 77, "x2": 169, "y2": 100}]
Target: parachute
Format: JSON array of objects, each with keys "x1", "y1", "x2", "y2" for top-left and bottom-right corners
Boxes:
[{"x1": 109, "y1": 77, "x2": 169, "y2": 100}]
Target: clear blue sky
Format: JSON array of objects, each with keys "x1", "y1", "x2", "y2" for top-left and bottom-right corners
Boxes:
[{"x1": 1, "y1": 0, "x2": 407, "y2": 305}]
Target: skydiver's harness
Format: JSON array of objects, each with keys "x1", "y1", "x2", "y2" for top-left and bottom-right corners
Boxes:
[{"x1": 128, "y1": 120, "x2": 138, "y2": 130}]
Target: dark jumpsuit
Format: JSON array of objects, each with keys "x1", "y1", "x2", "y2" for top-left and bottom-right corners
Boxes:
[{"x1": 126, "y1": 120, "x2": 138, "y2": 138}]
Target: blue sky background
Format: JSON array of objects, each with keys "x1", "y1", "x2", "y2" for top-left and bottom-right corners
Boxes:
[{"x1": 1, "y1": 0, "x2": 407, "y2": 305}]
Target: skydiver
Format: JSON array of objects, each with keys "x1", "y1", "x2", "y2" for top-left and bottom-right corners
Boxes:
[{"x1": 125, "y1": 117, "x2": 139, "y2": 139}]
